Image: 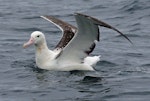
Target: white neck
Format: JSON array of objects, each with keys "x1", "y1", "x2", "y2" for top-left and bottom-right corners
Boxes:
[
  {"x1": 34, "y1": 42, "x2": 55, "y2": 68},
  {"x1": 35, "y1": 41, "x2": 49, "y2": 52}
]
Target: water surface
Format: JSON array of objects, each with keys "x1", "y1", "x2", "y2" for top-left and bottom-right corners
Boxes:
[{"x1": 0, "y1": 0, "x2": 150, "y2": 101}]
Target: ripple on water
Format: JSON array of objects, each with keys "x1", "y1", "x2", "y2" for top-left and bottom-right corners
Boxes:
[
  {"x1": 120, "y1": 0, "x2": 147, "y2": 12},
  {"x1": 97, "y1": 60, "x2": 118, "y2": 67},
  {"x1": 82, "y1": 76, "x2": 102, "y2": 83},
  {"x1": 0, "y1": 0, "x2": 150, "y2": 100},
  {"x1": 102, "y1": 90, "x2": 150, "y2": 101},
  {"x1": 13, "y1": 28, "x2": 43, "y2": 32},
  {"x1": 126, "y1": 53, "x2": 143, "y2": 57},
  {"x1": 11, "y1": 59, "x2": 47, "y2": 73}
]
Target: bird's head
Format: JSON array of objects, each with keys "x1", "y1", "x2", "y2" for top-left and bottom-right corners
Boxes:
[{"x1": 23, "y1": 31, "x2": 46, "y2": 48}]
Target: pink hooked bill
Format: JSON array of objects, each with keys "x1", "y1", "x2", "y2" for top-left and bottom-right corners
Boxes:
[{"x1": 23, "y1": 37, "x2": 34, "y2": 48}]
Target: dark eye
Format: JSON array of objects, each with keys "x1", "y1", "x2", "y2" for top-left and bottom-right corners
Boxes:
[{"x1": 37, "y1": 35, "x2": 40, "y2": 38}]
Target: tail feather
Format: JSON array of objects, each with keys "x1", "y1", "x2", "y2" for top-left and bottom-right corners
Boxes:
[{"x1": 84, "y1": 55, "x2": 101, "y2": 67}]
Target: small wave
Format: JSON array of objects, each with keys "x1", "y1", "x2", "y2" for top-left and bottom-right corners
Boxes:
[
  {"x1": 120, "y1": 0, "x2": 147, "y2": 13},
  {"x1": 126, "y1": 53, "x2": 143, "y2": 57},
  {"x1": 116, "y1": 34, "x2": 142, "y2": 38},
  {"x1": 11, "y1": 59, "x2": 35, "y2": 68},
  {"x1": 2, "y1": 38, "x2": 23, "y2": 42},
  {"x1": 90, "y1": 4, "x2": 107, "y2": 10},
  {"x1": 82, "y1": 76, "x2": 102, "y2": 83},
  {"x1": 13, "y1": 28, "x2": 42, "y2": 32},
  {"x1": 11, "y1": 59, "x2": 45, "y2": 73},
  {"x1": 21, "y1": 16, "x2": 40, "y2": 20},
  {"x1": 128, "y1": 66, "x2": 150, "y2": 74},
  {"x1": 97, "y1": 60, "x2": 118, "y2": 67},
  {"x1": 131, "y1": 22, "x2": 141, "y2": 26},
  {"x1": 102, "y1": 91, "x2": 150, "y2": 100},
  {"x1": 0, "y1": 12, "x2": 13, "y2": 17},
  {"x1": 141, "y1": 64, "x2": 150, "y2": 67}
]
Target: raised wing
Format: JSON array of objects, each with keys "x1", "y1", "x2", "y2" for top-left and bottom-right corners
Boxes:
[
  {"x1": 56, "y1": 13, "x2": 101, "y2": 63},
  {"x1": 56, "y1": 13, "x2": 132, "y2": 64},
  {"x1": 41, "y1": 15, "x2": 77, "y2": 50},
  {"x1": 80, "y1": 13, "x2": 133, "y2": 44}
]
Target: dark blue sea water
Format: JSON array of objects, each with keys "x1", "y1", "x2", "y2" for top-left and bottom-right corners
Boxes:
[{"x1": 0, "y1": 0, "x2": 150, "y2": 101}]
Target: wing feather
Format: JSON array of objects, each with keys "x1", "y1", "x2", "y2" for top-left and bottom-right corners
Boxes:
[
  {"x1": 57, "y1": 13, "x2": 100, "y2": 63},
  {"x1": 76, "y1": 13, "x2": 133, "y2": 44},
  {"x1": 41, "y1": 16, "x2": 77, "y2": 49},
  {"x1": 56, "y1": 13, "x2": 132, "y2": 64}
]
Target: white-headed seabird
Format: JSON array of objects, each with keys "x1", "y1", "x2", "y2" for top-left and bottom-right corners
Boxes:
[{"x1": 23, "y1": 13, "x2": 132, "y2": 71}]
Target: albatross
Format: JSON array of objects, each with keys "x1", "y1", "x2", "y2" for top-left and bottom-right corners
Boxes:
[{"x1": 23, "y1": 13, "x2": 132, "y2": 71}]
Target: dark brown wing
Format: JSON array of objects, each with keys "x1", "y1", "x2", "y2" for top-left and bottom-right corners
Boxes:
[{"x1": 41, "y1": 15, "x2": 78, "y2": 49}]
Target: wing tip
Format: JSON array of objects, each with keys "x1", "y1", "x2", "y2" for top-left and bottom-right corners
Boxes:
[
  {"x1": 40, "y1": 15, "x2": 47, "y2": 18},
  {"x1": 40, "y1": 15, "x2": 54, "y2": 20},
  {"x1": 40, "y1": 15, "x2": 44, "y2": 18},
  {"x1": 74, "y1": 12, "x2": 133, "y2": 44},
  {"x1": 40, "y1": 15, "x2": 49, "y2": 21},
  {"x1": 74, "y1": 12, "x2": 89, "y2": 18}
]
